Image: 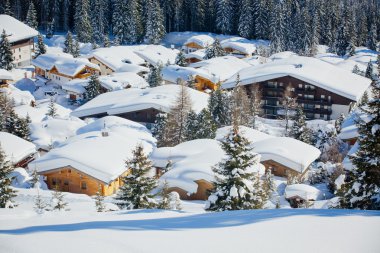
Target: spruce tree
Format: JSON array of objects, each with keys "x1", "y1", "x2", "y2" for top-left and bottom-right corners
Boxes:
[
  {"x1": 367, "y1": 23, "x2": 377, "y2": 51},
  {"x1": 158, "y1": 180, "x2": 171, "y2": 210},
  {"x1": 46, "y1": 99, "x2": 58, "y2": 117},
  {"x1": 25, "y1": 1, "x2": 38, "y2": 30},
  {"x1": 338, "y1": 80, "x2": 380, "y2": 210},
  {"x1": 3, "y1": 0, "x2": 13, "y2": 16},
  {"x1": 84, "y1": 74, "x2": 101, "y2": 101},
  {"x1": 196, "y1": 108, "x2": 217, "y2": 139},
  {"x1": 249, "y1": 85, "x2": 262, "y2": 128},
  {"x1": 206, "y1": 126, "x2": 267, "y2": 211},
  {"x1": 175, "y1": 51, "x2": 187, "y2": 67},
  {"x1": 280, "y1": 85, "x2": 297, "y2": 136},
  {"x1": 184, "y1": 110, "x2": 199, "y2": 141},
  {"x1": 291, "y1": 107, "x2": 307, "y2": 140},
  {"x1": 144, "y1": 0, "x2": 166, "y2": 45},
  {"x1": 216, "y1": 0, "x2": 232, "y2": 34},
  {"x1": 30, "y1": 169, "x2": 39, "y2": 188},
  {"x1": 238, "y1": 0, "x2": 253, "y2": 38},
  {"x1": 0, "y1": 144, "x2": 16, "y2": 208},
  {"x1": 269, "y1": 3, "x2": 285, "y2": 54},
  {"x1": 335, "y1": 113, "x2": 345, "y2": 134},
  {"x1": 335, "y1": 22, "x2": 350, "y2": 57},
  {"x1": 208, "y1": 87, "x2": 231, "y2": 127},
  {"x1": 63, "y1": 31, "x2": 74, "y2": 55},
  {"x1": 34, "y1": 190, "x2": 47, "y2": 214},
  {"x1": 147, "y1": 64, "x2": 163, "y2": 87},
  {"x1": 0, "y1": 30, "x2": 14, "y2": 71},
  {"x1": 50, "y1": 187, "x2": 69, "y2": 211},
  {"x1": 72, "y1": 40, "x2": 80, "y2": 58},
  {"x1": 230, "y1": 75, "x2": 251, "y2": 127},
  {"x1": 94, "y1": 189, "x2": 106, "y2": 212},
  {"x1": 35, "y1": 34, "x2": 47, "y2": 57},
  {"x1": 352, "y1": 64, "x2": 363, "y2": 76},
  {"x1": 103, "y1": 35, "x2": 110, "y2": 48},
  {"x1": 204, "y1": 39, "x2": 226, "y2": 60},
  {"x1": 74, "y1": 0, "x2": 93, "y2": 43},
  {"x1": 115, "y1": 144, "x2": 157, "y2": 209},
  {"x1": 14, "y1": 117, "x2": 31, "y2": 141},
  {"x1": 263, "y1": 169, "x2": 276, "y2": 199},
  {"x1": 151, "y1": 113, "x2": 169, "y2": 147}
]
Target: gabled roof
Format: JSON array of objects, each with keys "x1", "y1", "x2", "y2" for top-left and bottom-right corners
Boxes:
[
  {"x1": 222, "y1": 56, "x2": 372, "y2": 101},
  {"x1": 221, "y1": 38, "x2": 257, "y2": 55},
  {"x1": 0, "y1": 69, "x2": 13, "y2": 80},
  {"x1": 161, "y1": 65, "x2": 211, "y2": 84},
  {"x1": 0, "y1": 15, "x2": 38, "y2": 43},
  {"x1": 134, "y1": 45, "x2": 179, "y2": 66},
  {"x1": 185, "y1": 49, "x2": 206, "y2": 61},
  {"x1": 29, "y1": 117, "x2": 156, "y2": 183},
  {"x1": 184, "y1": 35, "x2": 214, "y2": 48},
  {"x1": 0, "y1": 132, "x2": 37, "y2": 164},
  {"x1": 32, "y1": 54, "x2": 100, "y2": 77}
]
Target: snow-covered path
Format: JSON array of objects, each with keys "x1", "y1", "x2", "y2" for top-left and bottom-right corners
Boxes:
[{"x1": 1, "y1": 208, "x2": 379, "y2": 253}]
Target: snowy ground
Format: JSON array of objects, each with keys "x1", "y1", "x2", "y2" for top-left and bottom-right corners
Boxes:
[{"x1": 0, "y1": 192, "x2": 379, "y2": 253}]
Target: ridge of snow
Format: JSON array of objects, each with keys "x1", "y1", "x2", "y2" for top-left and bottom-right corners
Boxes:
[{"x1": 0, "y1": 14, "x2": 38, "y2": 43}]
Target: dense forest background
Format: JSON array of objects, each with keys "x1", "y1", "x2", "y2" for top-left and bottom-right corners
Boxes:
[{"x1": 1, "y1": 0, "x2": 379, "y2": 55}]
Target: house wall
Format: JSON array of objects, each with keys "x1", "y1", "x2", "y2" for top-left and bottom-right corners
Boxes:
[
  {"x1": 168, "y1": 179, "x2": 214, "y2": 200},
  {"x1": 11, "y1": 38, "x2": 34, "y2": 67},
  {"x1": 115, "y1": 108, "x2": 162, "y2": 124},
  {"x1": 89, "y1": 57, "x2": 115, "y2": 76},
  {"x1": 195, "y1": 75, "x2": 218, "y2": 91},
  {"x1": 186, "y1": 57, "x2": 202, "y2": 64},
  {"x1": 185, "y1": 42, "x2": 204, "y2": 53},
  {"x1": 223, "y1": 47, "x2": 249, "y2": 58},
  {"x1": 244, "y1": 76, "x2": 355, "y2": 120},
  {"x1": 261, "y1": 159, "x2": 308, "y2": 179},
  {"x1": 41, "y1": 166, "x2": 130, "y2": 196}
]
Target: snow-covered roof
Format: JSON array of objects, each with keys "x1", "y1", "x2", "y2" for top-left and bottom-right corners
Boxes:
[
  {"x1": 0, "y1": 69, "x2": 13, "y2": 80},
  {"x1": 14, "y1": 101, "x2": 72, "y2": 123},
  {"x1": 221, "y1": 38, "x2": 256, "y2": 55},
  {"x1": 0, "y1": 15, "x2": 38, "y2": 43},
  {"x1": 32, "y1": 54, "x2": 100, "y2": 77},
  {"x1": 216, "y1": 126, "x2": 273, "y2": 143},
  {"x1": 285, "y1": 184, "x2": 323, "y2": 200},
  {"x1": 100, "y1": 72, "x2": 148, "y2": 90},
  {"x1": 151, "y1": 139, "x2": 264, "y2": 194},
  {"x1": 61, "y1": 79, "x2": 88, "y2": 94},
  {"x1": 269, "y1": 51, "x2": 298, "y2": 61},
  {"x1": 0, "y1": 132, "x2": 37, "y2": 164},
  {"x1": 0, "y1": 84, "x2": 34, "y2": 106},
  {"x1": 190, "y1": 56, "x2": 251, "y2": 83},
  {"x1": 253, "y1": 137, "x2": 321, "y2": 173},
  {"x1": 71, "y1": 85, "x2": 209, "y2": 118},
  {"x1": 185, "y1": 49, "x2": 206, "y2": 61},
  {"x1": 161, "y1": 65, "x2": 210, "y2": 84},
  {"x1": 184, "y1": 35, "x2": 215, "y2": 48},
  {"x1": 338, "y1": 110, "x2": 371, "y2": 140},
  {"x1": 222, "y1": 56, "x2": 372, "y2": 101},
  {"x1": 89, "y1": 46, "x2": 146, "y2": 71},
  {"x1": 29, "y1": 117, "x2": 156, "y2": 183},
  {"x1": 134, "y1": 45, "x2": 179, "y2": 66}
]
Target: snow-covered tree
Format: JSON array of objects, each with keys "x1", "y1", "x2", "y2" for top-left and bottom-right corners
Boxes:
[
  {"x1": 367, "y1": 23, "x2": 377, "y2": 51},
  {"x1": 158, "y1": 180, "x2": 171, "y2": 210},
  {"x1": 216, "y1": 0, "x2": 232, "y2": 34},
  {"x1": 29, "y1": 169, "x2": 39, "y2": 188},
  {"x1": 269, "y1": 3, "x2": 285, "y2": 54},
  {"x1": 46, "y1": 99, "x2": 58, "y2": 117},
  {"x1": 151, "y1": 113, "x2": 169, "y2": 147},
  {"x1": 147, "y1": 63, "x2": 163, "y2": 87},
  {"x1": 14, "y1": 117, "x2": 31, "y2": 141},
  {"x1": 34, "y1": 190, "x2": 47, "y2": 214},
  {"x1": 230, "y1": 75, "x2": 251, "y2": 127},
  {"x1": 35, "y1": 34, "x2": 46, "y2": 57},
  {"x1": 335, "y1": 113, "x2": 345, "y2": 134},
  {"x1": 84, "y1": 74, "x2": 101, "y2": 101},
  {"x1": 3, "y1": 0, "x2": 13, "y2": 16},
  {"x1": 249, "y1": 85, "x2": 262, "y2": 128},
  {"x1": 346, "y1": 41, "x2": 356, "y2": 57},
  {"x1": 50, "y1": 187, "x2": 69, "y2": 211},
  {"x1": 238, "y1": 0, "x2": 253, "y2": 38},
  {"x1": 204, "y1": 39, "x2": 226, "y2": 60},
  {"x1": 74, "y1": 0, "x2": 93, "y2": 43},
  {"x1": 184, "y1": 110, "x2": 199, "y2": 141},
  {"x1": 63, "y1": 31, "x2": 74, "y2": 55},
  {"x1": 291, "y1": 107, "x2": 307, "y2": 140},
  {"x1": 338, "y1": 80, "x2": 380, "y2": 210},
  {"x1": 144, "y1": 0, "x2": 166, "y2": 44},
  {"x1": 263, "y1": 169, "x2": 276, "y2": 198},
  {"x1": 208, "y1": 87, "x2": 231, "y2": 127},
  {"x1": 115, "y1": 144, "x2": 157, "y2": 209},
  {"x1": 94, "y1": 189, "x2": 106, "y2": 212},
  {"x1": 365, "y1": 61, "x2": 374, "y2": 80},
  {"x1": 0, "y1": 29, "x2": 14, "y2": 71},
  {"x1": 280, "y1": 85, "x2": 297, "y2": 136},
  {"x1": 25, "y1": 1, "x2": 38, "y2": 30},
  {"x1": 335, "y1": 22, "x2": 350, "y2": 57},
  {"x1": 175, "y1": 51, "x2": 187, "y2": 67},
  {"x1": 352, "y1": 64, "x2": 363, "y2": 76},
  {"x1": 206, "y1": 126, "x2": 267, "y2": 211},
  {"x1": 0, "y1": 144, "x2": 16, "y2": 208},
  {"x1": 196, "y1": 108, "x2": 217, "y2": 139},
  {"x1": 103, "y1": 35, "x2": 110, "y2": 48},
  {"x1": 72, "y1": 40, "x2": 80, "y2": 58},
  {"x1": 46, "y1": 19, "x2": 55, "y2": 39}
]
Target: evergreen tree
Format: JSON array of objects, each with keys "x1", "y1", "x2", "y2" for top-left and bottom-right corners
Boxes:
[
  {"x1": 50, "y1": 187, "x2": 69, "y2": 211},
  {"x1": 196, "y1": 108, "x2": 217, "y2": 139},
  {"x1": 94, "y1": 189, "x2": 106, "y2": 212},
  {"x1": 208, "y1": 87, "x2": 231, "y2": 127},
  {"x1": 144, "y1": 0, "x2": 166, "y2": 44},
  {"x1": 184, "y1": 110, "x2": 199, "y2": 141},
  {"x1": 3, "y1": 0, "x2": 13, "y2": 16},
  {"x1": 74, "y1": 0, "x2": 93, "y2": 43},
  {"x1": 230, "y1": 75, "x2": 251, "y2": 127},
  {"x1": 204, "y1": 39, "x2": 226, "y2": 60},
  {"x1": 0, "y1": 145, "x2": 16, "y2": 208},
  {"x1": 35, "y1": 34, "x2": 47, "y2": 57},
  {"x1": 103, "y1": 35, "x2": 110, "y2": 48},
  {"x1": 238, "y1": 0, "x2": 253, "y2": 38},
  {"x1": 125, "y1": 0, "x2": 142, "y2": 44},
  {"x1": 347, "y1": 41, "x2": 356, "y2": 57},
  {"x1": 216, "y1": 0, "x2": 232, "y2": 34},
  {"x1": 249, "y1": 85, "x2": 262, "y2": 128},
  {"x1": 367, "y1": 23, "x2": 378, "y2": 51},
  {"x1": 263, "y1": 169, "x2": 276, "y2": 198},
  {"x1": 335, "y1": 21, "x2": 350, "y2": 57},
  {"x1": 158, "y1": 180, "x2": 171, "y2": 210},
  {"x1": 72, "y1": 40, "x2": 80, "y2": 58},
  {"x1": 25, "y1": 1, "x2": 38, "y2": 30},
  {"x1": 46, "y1": 99, "x2": 58, "y2": 118},
  {"x1": 175, "y1": 51, "x2": 187, "y2": 67},
  {"x1": 46, "y1": 19, "x2": 55, "y2": 39},
  {"x1": 34, "y1": 190, "x2": 47, "y2": 214},
  {"x1": 0, "y1": 30, "x2": 14, "y2": 71},
  {"x1": 29, "y1": 169, "x2": 39, "y2": 188},
  {"x1": 269, "y1": 3, "x2": 285, "y2": 54},
  {"x1": 115, "y1": 144, "x2": 157, "y2": 209},
  {"x1": 206, "y1": 126, "x2": 267, "y2": 211},
  {"x1": 280, "y1": 85, "x2": 297, "y2": 136},
  {"x1": 5, "y1": 109, "x2": 19, "y2": 135},
  {"x1": 335, "y1": 113, "x2": 345, "y2": 134},
  {"x1": 14, "y1": 117, "x2": 31, "y2": 141},
  {"x1": 84, "y1": 74, "x2": 101, "y2": 101},
  {"x1": 352, "y1": 64, "x2": 363, "y2": 76},
  {"x1": 151, "y1": 113, "x2": 169, "y2": 147},
  {"x1": 90, "y1": 0, "x2": 108, "y2": 44},
  {"x1": 365, "y1": 61, "x2": 374, "y2": 80},
  {"x1": 338, "y1": 80, "x2": 380, "y2": 210},
  {"x1": 291, "y1": 107, "x2": 307, "y2": 140},
  {"x1": 63, "y1": 31, "x2": 74, "y2": 55},
  {"x1": 147, "y1": 64, "x2": 163, "y2": 87},
  {"x1": 254, "y1": 0, "x2": 269, "y2": 39}
]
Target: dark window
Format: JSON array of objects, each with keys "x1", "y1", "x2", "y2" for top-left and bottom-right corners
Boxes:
[
  {"x1": 64, "y1": 180, "x2": 69, "y2": 186},
  {"x1": 52, "y1": 178, "x2": 57, "y2": 185},
  {"x1": 81, "y1": 182, "x2": 87, "y2": 190}
]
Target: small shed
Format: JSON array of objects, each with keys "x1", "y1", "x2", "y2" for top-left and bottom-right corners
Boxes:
[{"x1": 285, "y1": 184, "x2": 323, "y2": 208}]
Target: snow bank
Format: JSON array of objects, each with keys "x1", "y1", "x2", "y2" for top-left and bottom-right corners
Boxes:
[
  {"x1": 285, "y1": 184, "x2": 323, "y2": 201},
  {"x1": 0, "y1": 14, "x2": 38, "y2": 43},
  {"x1": 99, "y1": 72, "x2": 148, "y2": 90},
  {"x1": 216, "y1": 126, "x2": 273, "y2": 143},
  {"x1": 0, "y1": 84, "x2": 34, "y2": 106},
  {"x1": 0, "y1": 69, "x2": 14, "y2": 80},
  {"x1": 14, "y1": 101, "x2": 72, "y2": 122},
  {"x1": 184, "y1": 35, "x2": 215, "y2": 48},
  {"x1": 0, "y1": 132, "x2": 37, "y2": 164}
]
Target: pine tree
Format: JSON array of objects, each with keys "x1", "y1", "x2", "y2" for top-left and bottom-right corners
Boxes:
[
  {"x1": 115, "y1": 144, "x2": 157, "y2": 209},
  {"x1": 208, "y1": 87, "x2": 231, "y2": 127},
  {"x1": 158, "y1": 180, "x2": 171, "y2": 210},
  {"x1": 196, "y1": 108, "x2": 217, "y2": 139},
  {"x1": 204, "y1": 39, "x2": 226, "y2": 60},
  {"x1": 84, "y1": 74, "x2": 101, "y2": 101},
  {"x1": 184, "y1": 110, "x2": 199, "y2": 141},
  {"x1": 125, "y1": 0, "x2": 142, "y2": 44},
  {"x1": 365, "y1": 61, "x2": 374, "y2": 80},
  {"x1": 147, "y1": 64, "x2": 163, "y2": 87},
  {"x1": 280, "y1": 85, "x2": 297, "y2": 136},
  {"x1": 216, "y1": 0, "x2": 232, "y2": 34},
  {"x1": 0, "y1": 30, "x2": 14, "y2": 71},
  {"x1": 206, "y1": 126, "x2": 267, "y2": 211},
  {"x1": 367, "y1": 23, "x2": 377, "y2": 51},
  {"x1": 29, "y1": 169, "x2": 39, "y2": 188},
  {"x1": 94, "y1": 189, "x2": 106, "y2": 212},
  {"x1": 46, "y1": 99, "x2": 58, "y2": 117},
  {"x1": 338, "y1": 80, "x2": 380, "y2": 210},
  {"x1": 74, "y1": 0, "x2": 93, "y2": 43},
  {"x1": 166, "y1": 82, "x2": 193, "y2": 146},
  {"x1": 263, "y1": 169, "x2": 276, "y2": 198},
  {"x1": 352, "y1": 64, "x2": 363, "y2": 76},
  {"x1": 50, "y1": 187, "x2": 69, "y2": 211},
  {"x1": 46, "y1": 19, "x2": 55, "y2": 39},
  {"x1": 151, "y1": 113, "x2": 169, "y2": 147},
  {"x1": 291, "y1": 107, "x2": 307, "y2": 140},
  {"x1": 335, "y1": 113, "x2": 345, "y2": 134},
  {"x1": 230, "y1": 75, "x2": 251, "y2": 127},
  {"x1": 72, "y1": 40, "x2": 80, "y2": 58},
  {"x1": 35, "y1": 34, "x2": 47, "y2": 57},
  {"x1": 269, "y1": 3, "x2": 285, "y2": 54},
  {"x1": 175, "y1": 51, "x2": 187, "y2": 67},
  {"x1": 238, "y1": 0, "x2": 253, "y2": 38},
  {"x1": 14, "y1": 117, "x2": 31, "y2": 141},
  {"x1": 335, "y1": 22, "x2": 350, "y2": 57},
  {"x1": 34, "y1": 190, "x2": 47, "y2": 214},
  {"x1": 254, "y1": 0, "x2": 269, "y2": 40},
  {"x1": 63, "y1": 31, "x2": 74, "y2": 55},
  {"x1": 144, "y1": 0, "x2": 166, "y2": 44},
  {"x1": 5, "y1": 109, "x2": 19, "y2": 135},
  {"x1": 347, "y1": 41, "x2": 356, "y2": 57},
  {"x1": 0, "y1": 144, "x2": 16, "y2": 208},
  {"x1": 25, "y1": 1, "x2": 38, "y2": 30}
]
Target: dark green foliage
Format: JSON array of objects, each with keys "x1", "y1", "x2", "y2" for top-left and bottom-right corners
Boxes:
[
  {"x1": 0, "y1": 145, "x2": 16, "y2": 208},
  {"x1": 35, "y1": 34, "x2": 46, "y2": 57},
  {"x1": 208, "y1": 87, "x2": 231, "y2": 127},
  {"x1": 84, "y1": 74, "x2": 101, "y2": 101},
  {"x1": 204, "y1": 39, "x2": 226, "y2": 60},
  {"x1": 0, "y1": 30, "x2": 14, "y2": 71}
]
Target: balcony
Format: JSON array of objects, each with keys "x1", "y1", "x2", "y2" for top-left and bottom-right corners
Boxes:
[{"x1": 298, "y1": 99, "x2": 332, "y2": 106}]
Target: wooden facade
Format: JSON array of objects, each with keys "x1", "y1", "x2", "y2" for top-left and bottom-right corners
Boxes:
[
  {"x1": 194, "y1": 75, "x2": 218, "y2": 91},
  {"x1": 223, "y1": 47, "x2": 250, "y2": 58},
  {"x1": 185, "y1": 42, "x2": 204, "y2": 50},
  {"x1": 40, "y1": 166, "x2": 130, "y2": 196},
  {"x1": 262, "y1": 159, "x2": 308, "y2": 179},
  {"x1": 168, "y1": 179, "x2": 214, "y2": 200},
  {"x1": 244, "y1": 76, "x2": 354, "y2": 120},
  {"x1": 88, "y1": 56, "x2": 115, "y2": 76}
]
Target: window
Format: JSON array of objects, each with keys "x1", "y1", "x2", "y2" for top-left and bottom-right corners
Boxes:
[
  {"x1": 304, "y1": 95, "x2": 314, "y2": 100},
  {"x1": 19, "y1": 55, "x2": 21, "y2": 59},
  {"x1": 304, "y1": 104, "x2": 315, "y2": 110},
  {"x1": 321, "y1": 95, "x2": 325, "y2": 100},
  {"x1": 81, "y1": 182, "x2": 87, "y2": 190},
  {"x1": 52, "y1": 178, "x2": 57, "y2": 186},
  {"x1": 19, "y1": 48, "x2": 21, "y2": 52},
  {"x1": 298, "y1": 84, "x2": 303, "y2": 88},
  {"x1": 68, "y1": 169, "x2": 71, "y2": 173},
  {"x1": 298, "y1": 94, "x2": 302, "y2": 97},
  {"x1": 64, "y1": 180, "x2": 69, "y2": 186}
]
